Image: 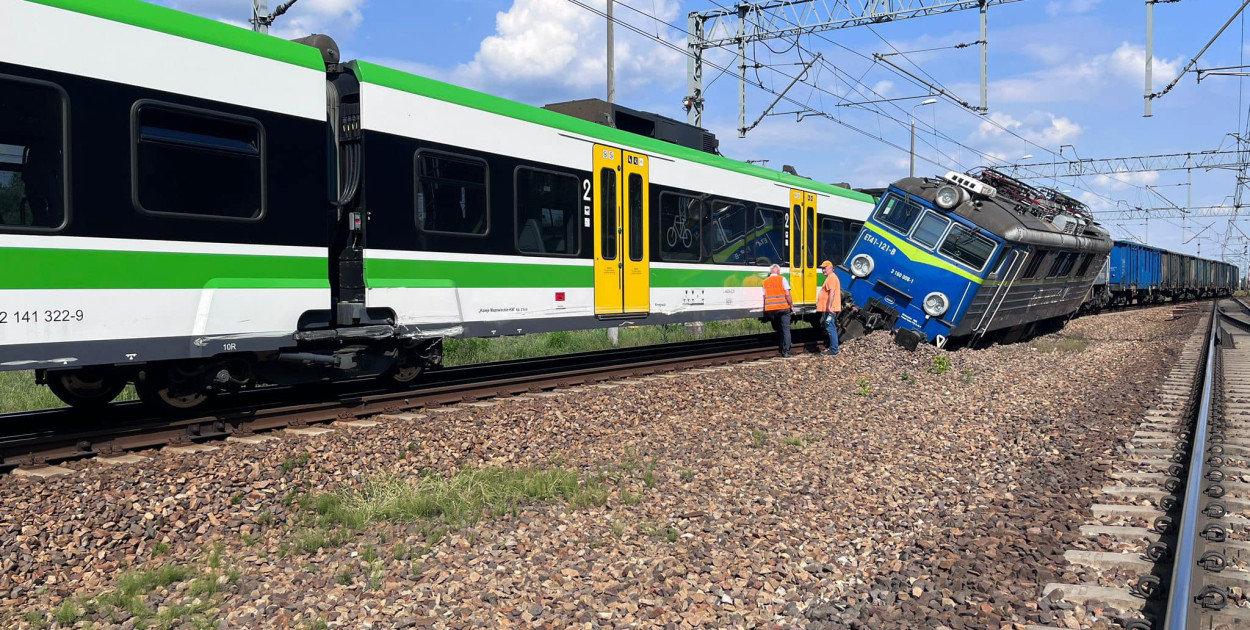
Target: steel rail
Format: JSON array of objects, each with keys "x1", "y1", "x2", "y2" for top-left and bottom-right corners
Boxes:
[
  {"x1": 1161, "y1": 303, "x2": 1219, "y2": 629},
  {"x1": 1, "y1": 330, "x2": 818, "y2": 469}
]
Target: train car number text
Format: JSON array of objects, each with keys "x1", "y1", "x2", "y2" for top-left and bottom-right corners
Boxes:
[{"x1": 0, "y1": 310, "x2": 86, "y2": 324}]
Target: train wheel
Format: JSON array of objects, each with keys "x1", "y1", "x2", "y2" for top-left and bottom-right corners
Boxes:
[
  {"x1": 46, "y1": 370, "x2": 127, "y2": 409},
  {"x1": 380, "y1": 354, "x2": 424, "y2": 387},
  {"x1": 135, "y1": 369, "x2": 214, "y2": 412}
]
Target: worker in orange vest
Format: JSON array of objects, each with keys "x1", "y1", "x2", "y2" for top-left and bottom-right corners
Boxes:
[
  {"x1": 816, "y1": 260, "x2": 842, "y2": 355},
  {"x1": 762, "y1": 264, "x2": 794, "y2": 357}
]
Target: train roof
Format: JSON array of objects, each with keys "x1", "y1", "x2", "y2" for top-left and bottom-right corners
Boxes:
[
  {"x1": 891, "y1": 176, "x2": 1112, "y2": 252},
  {"x1": 349, "y1": 61, "x2": 876, "y2": 205},
  {"x1": 27, "y1": 0, "x2": 326, "y2": 71}
]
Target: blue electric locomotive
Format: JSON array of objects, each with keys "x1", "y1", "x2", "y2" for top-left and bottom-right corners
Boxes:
[{"x1": 836, "y1": 168, "x2": 1113, "y2": 349}]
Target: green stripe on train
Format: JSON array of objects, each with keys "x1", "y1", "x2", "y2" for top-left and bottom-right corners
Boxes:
[
  {"x1": 0, "y1": 248, "x2": 329, "y2": 290},
  {"x1": 352, "y1": 60, "x2": 875, "y2": 206},
  {"x1": 26, "y1": 0, "x2": 325, "y2": 71},
  {"x1": 365, "y1": 258, "x2": 768, "y2": 289}
]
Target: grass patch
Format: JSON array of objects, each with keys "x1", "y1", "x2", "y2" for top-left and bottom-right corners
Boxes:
[
  {"x1": 298, "y1": 466, "x2": 607, "y2": 551},
  {"x1": 0, "y1": 371, "x2": 139, "y2": 414},
  {"x1": 929, "y1": 356, "x2": 952, "y2": 374},
  {"x1": 150, "y1": 542, "x2": 170, "y2": 557},
  {"x1": 641, "y1": 522, "x2": 680, "y2": 543},
  {"x1": 855, "y1": 378, "x2": 872, "y2": 396},
  {"x1": 782, "y1": 436, "x2": 804, "y2": 447},
  {"x1": 619, "y1": 489, "x2": 642, "y2": 506},
  {"x1": 281, "y1": 452, "x2": 312, "y2": 473},
  {"x1": 679, "y1": 469, "x2": 694, "y2": 482},
  {"x1": 443, "y1": 319, "x2": 771, "y2": 366},
  {"x1": 750, "y1": 430, "x2": 768, "y2": 449},
  {"x1": 1031, "y1": 332, "x2": 1089, "y2": 353},
  {"x1": 54, "y1": 599, "x2": 81, "y2": 626}
]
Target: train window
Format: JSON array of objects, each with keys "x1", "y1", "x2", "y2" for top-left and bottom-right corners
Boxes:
[
  {"x1": 845, "y1": 222, "x2": 863, "y2": 257},
  {"x1": 1058, "y1": 253, "x2": 1078, "y2": 277},
  {"x1": 988, "y1": 246, "x2": 1013, "y2": 278},
  {"x1": 818, "y1": 218, "x2": 845, "y2": 267},
  {"x1": 416, "y1": 151, "x2": 488, "y2": 235},
  {"x1": 0, "y1": 77, "x2": 67, "y2": 231},
  {"x1": 515, "y1": 167, "x2": 579, "y2": 256},
  {"x1": 938, "y1": 223, "x2": 996, "y2": 271},
  {"x1": 805, "y1": 207, "x2": 816, "y2": 268},
  {"x1": 705, "y1": 199, "x2": 747, "y2": 264},
  {"x1": 134, "y1": 102, "x2": 264, "y2": 221},
  {"x1": 1074, "y1": 253, "x2": 1094, "y2": 277},
  {"x1": 628, "y1": 174, "x2": 644, "y2": 262},
  {"x1": 909, "y1": 212, "x2": 949, "y2": 249},
  {"x1": 659, "y1": 192, "x2": 702, "y2": 262},
  {"x1": 874, "y1": 194, "x2": 923, "y2": 235},
  {"x1": 1023, "y1": 249, "x2": 1047, "y2": 278},
  {"x1": 599, "y1": 168, "x2": 617, "y2": 260},
  {"x1": 752, "y1": 205, "x2": 789, "y2": 266},
  {"x1": 1045, "y1": 253, "x2": 1067, "y2": 278}
]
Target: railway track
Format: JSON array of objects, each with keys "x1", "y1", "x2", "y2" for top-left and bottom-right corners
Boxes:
[
  {"x1": 1, "y1": 330, "x2": 819, "y2": 473},
  {"x1": 1041, "y1": 299, "x2": 1250, "y2": 629}
]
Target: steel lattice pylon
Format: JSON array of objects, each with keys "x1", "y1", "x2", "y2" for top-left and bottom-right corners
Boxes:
[{"x1": 685, "y1": 0, "x2": 1024, "y2": 131}]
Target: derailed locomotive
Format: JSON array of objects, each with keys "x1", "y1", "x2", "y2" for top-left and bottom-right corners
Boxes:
[{"x1": 836, "y1": 168, "x2": 1115, "y2": 349}]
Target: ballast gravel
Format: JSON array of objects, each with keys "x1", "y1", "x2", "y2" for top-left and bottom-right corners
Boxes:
[{"x1": 0, "y1": 306, "x2": 1201, "y2": 629}]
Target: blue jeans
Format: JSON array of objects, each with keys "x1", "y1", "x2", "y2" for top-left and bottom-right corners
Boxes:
[{"x1": 824, "y1": 313, "x2": 839, "y2": 354}]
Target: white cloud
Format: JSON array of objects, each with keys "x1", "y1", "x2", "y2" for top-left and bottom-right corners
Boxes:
[
  {"x1": 970, "y1": 42, "x2": 1184, "y2": 105},
  {"x1": 451, "y1": 0, "x2": 685, "y2": 104},
  {"x1": 1090, "y1": 170, "x2": 1160, "y2": 191},
  {"x1": 968, "y1": 110, "x2": 1082, "y2": 157}
]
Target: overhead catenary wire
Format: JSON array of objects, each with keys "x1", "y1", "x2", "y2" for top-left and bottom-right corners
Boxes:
[{"x1": 579, "y1": 0, "x2": 1139, "y2": 212}]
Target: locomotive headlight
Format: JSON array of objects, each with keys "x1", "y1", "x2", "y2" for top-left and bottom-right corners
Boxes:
[
  {"x1": 850, "y1": 253, "x2": 874, "y2": 278},
  {"x1": 923, "y1": 291, "x2": 950, "y2": 317},
  {"x1": 934, "y1": 184, "x2": 962, "y2": 209}
]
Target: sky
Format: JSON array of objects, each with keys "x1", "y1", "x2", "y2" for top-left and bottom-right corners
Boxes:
[{"x1": 145, "y1": 0, "x2": 1250, "y2": 265}]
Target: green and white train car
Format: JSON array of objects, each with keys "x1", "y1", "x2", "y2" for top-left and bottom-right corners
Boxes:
[{"x1": 0, "y1": 0, "x2": 873, "y2": 411}]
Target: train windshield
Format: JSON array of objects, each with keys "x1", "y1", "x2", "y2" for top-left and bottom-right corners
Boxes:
[
  {"x1": 873, "y1": 194, "x2": 924, "y2": 234},
  {"x1": 939, "y1": 223, "x2": 997, "y2": 271},
  {"x1": 910, "y1": 212, "x2": 949, "y2": 249}
]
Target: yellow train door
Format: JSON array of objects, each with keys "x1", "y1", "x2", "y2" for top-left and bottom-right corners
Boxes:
[
  {"x1": 789, "y1": 189, "x2": 818, "y2": 305},
  {"x1": 622, "y1": 150, "x2": 651, "y2": 313},
  {"x1": 594, "y1": 144, "x2": 650, "y2": 315}
]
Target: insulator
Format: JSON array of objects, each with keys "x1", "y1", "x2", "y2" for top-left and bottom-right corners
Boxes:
[
  {"x1": 1144, "y1": 541, "x2": 1171, "y2": 562},
  {"x1": 1205, "y1": 483, "x2": 1226, "y2": 498},
  {"x1": 1202, "y1": 502, "x2": 1227, "y2": 519},
  {"x1": 1153, "y1": 514, "x2": 1175, "y2": 534}
]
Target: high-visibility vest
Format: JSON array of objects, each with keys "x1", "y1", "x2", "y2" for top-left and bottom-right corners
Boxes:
[{"x1": 763, "y1": 275, "x2": 789, "y2": 311}]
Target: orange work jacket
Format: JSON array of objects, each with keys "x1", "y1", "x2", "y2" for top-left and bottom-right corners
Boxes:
[
  {"x1": 817, "y1": 273, "x2": 842, "y2": 313},
  {"x1": 763, "y1": 275, "x2": 790, "y2": 311}
]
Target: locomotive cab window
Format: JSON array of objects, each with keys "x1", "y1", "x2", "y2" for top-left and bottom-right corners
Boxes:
[
  {"x1": 938, "y1": 223, "x2": 996, "y2": 271},
  {"x1": 416, "y1": 151, "x2": 488, "y2": 235},
  {"x1": 658, "y1": 192, "x2": 702, "y2": 262},
  {"x1": 515, "y1": 167, "x2": 579, "y2": 256},
  {"x1": 0, "y1": 77, "x2": 67, "y2": 231},
  {"x1": 134, "y1": 103, "x2": 264, "y2": 221},
  {"x1": 909, "y1": 212, "x2": 949, "y2": 250},
  {"x1": 873, "y1": 194, "x2": 923, "y2": 235}
]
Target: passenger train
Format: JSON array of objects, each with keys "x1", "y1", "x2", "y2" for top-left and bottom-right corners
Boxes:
[{"x1": 0, "y1": 0, "x2": 875, "y2": 410}]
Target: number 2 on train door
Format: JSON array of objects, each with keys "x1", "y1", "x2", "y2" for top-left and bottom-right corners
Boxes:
[{"x1": 593, "y1": 144, "x2": 651, "y2": 315}]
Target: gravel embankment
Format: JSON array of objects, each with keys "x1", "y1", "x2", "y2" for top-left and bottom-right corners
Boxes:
[{"x1": 1, "y1": 307, "x2": 1199, "y2": 629}]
